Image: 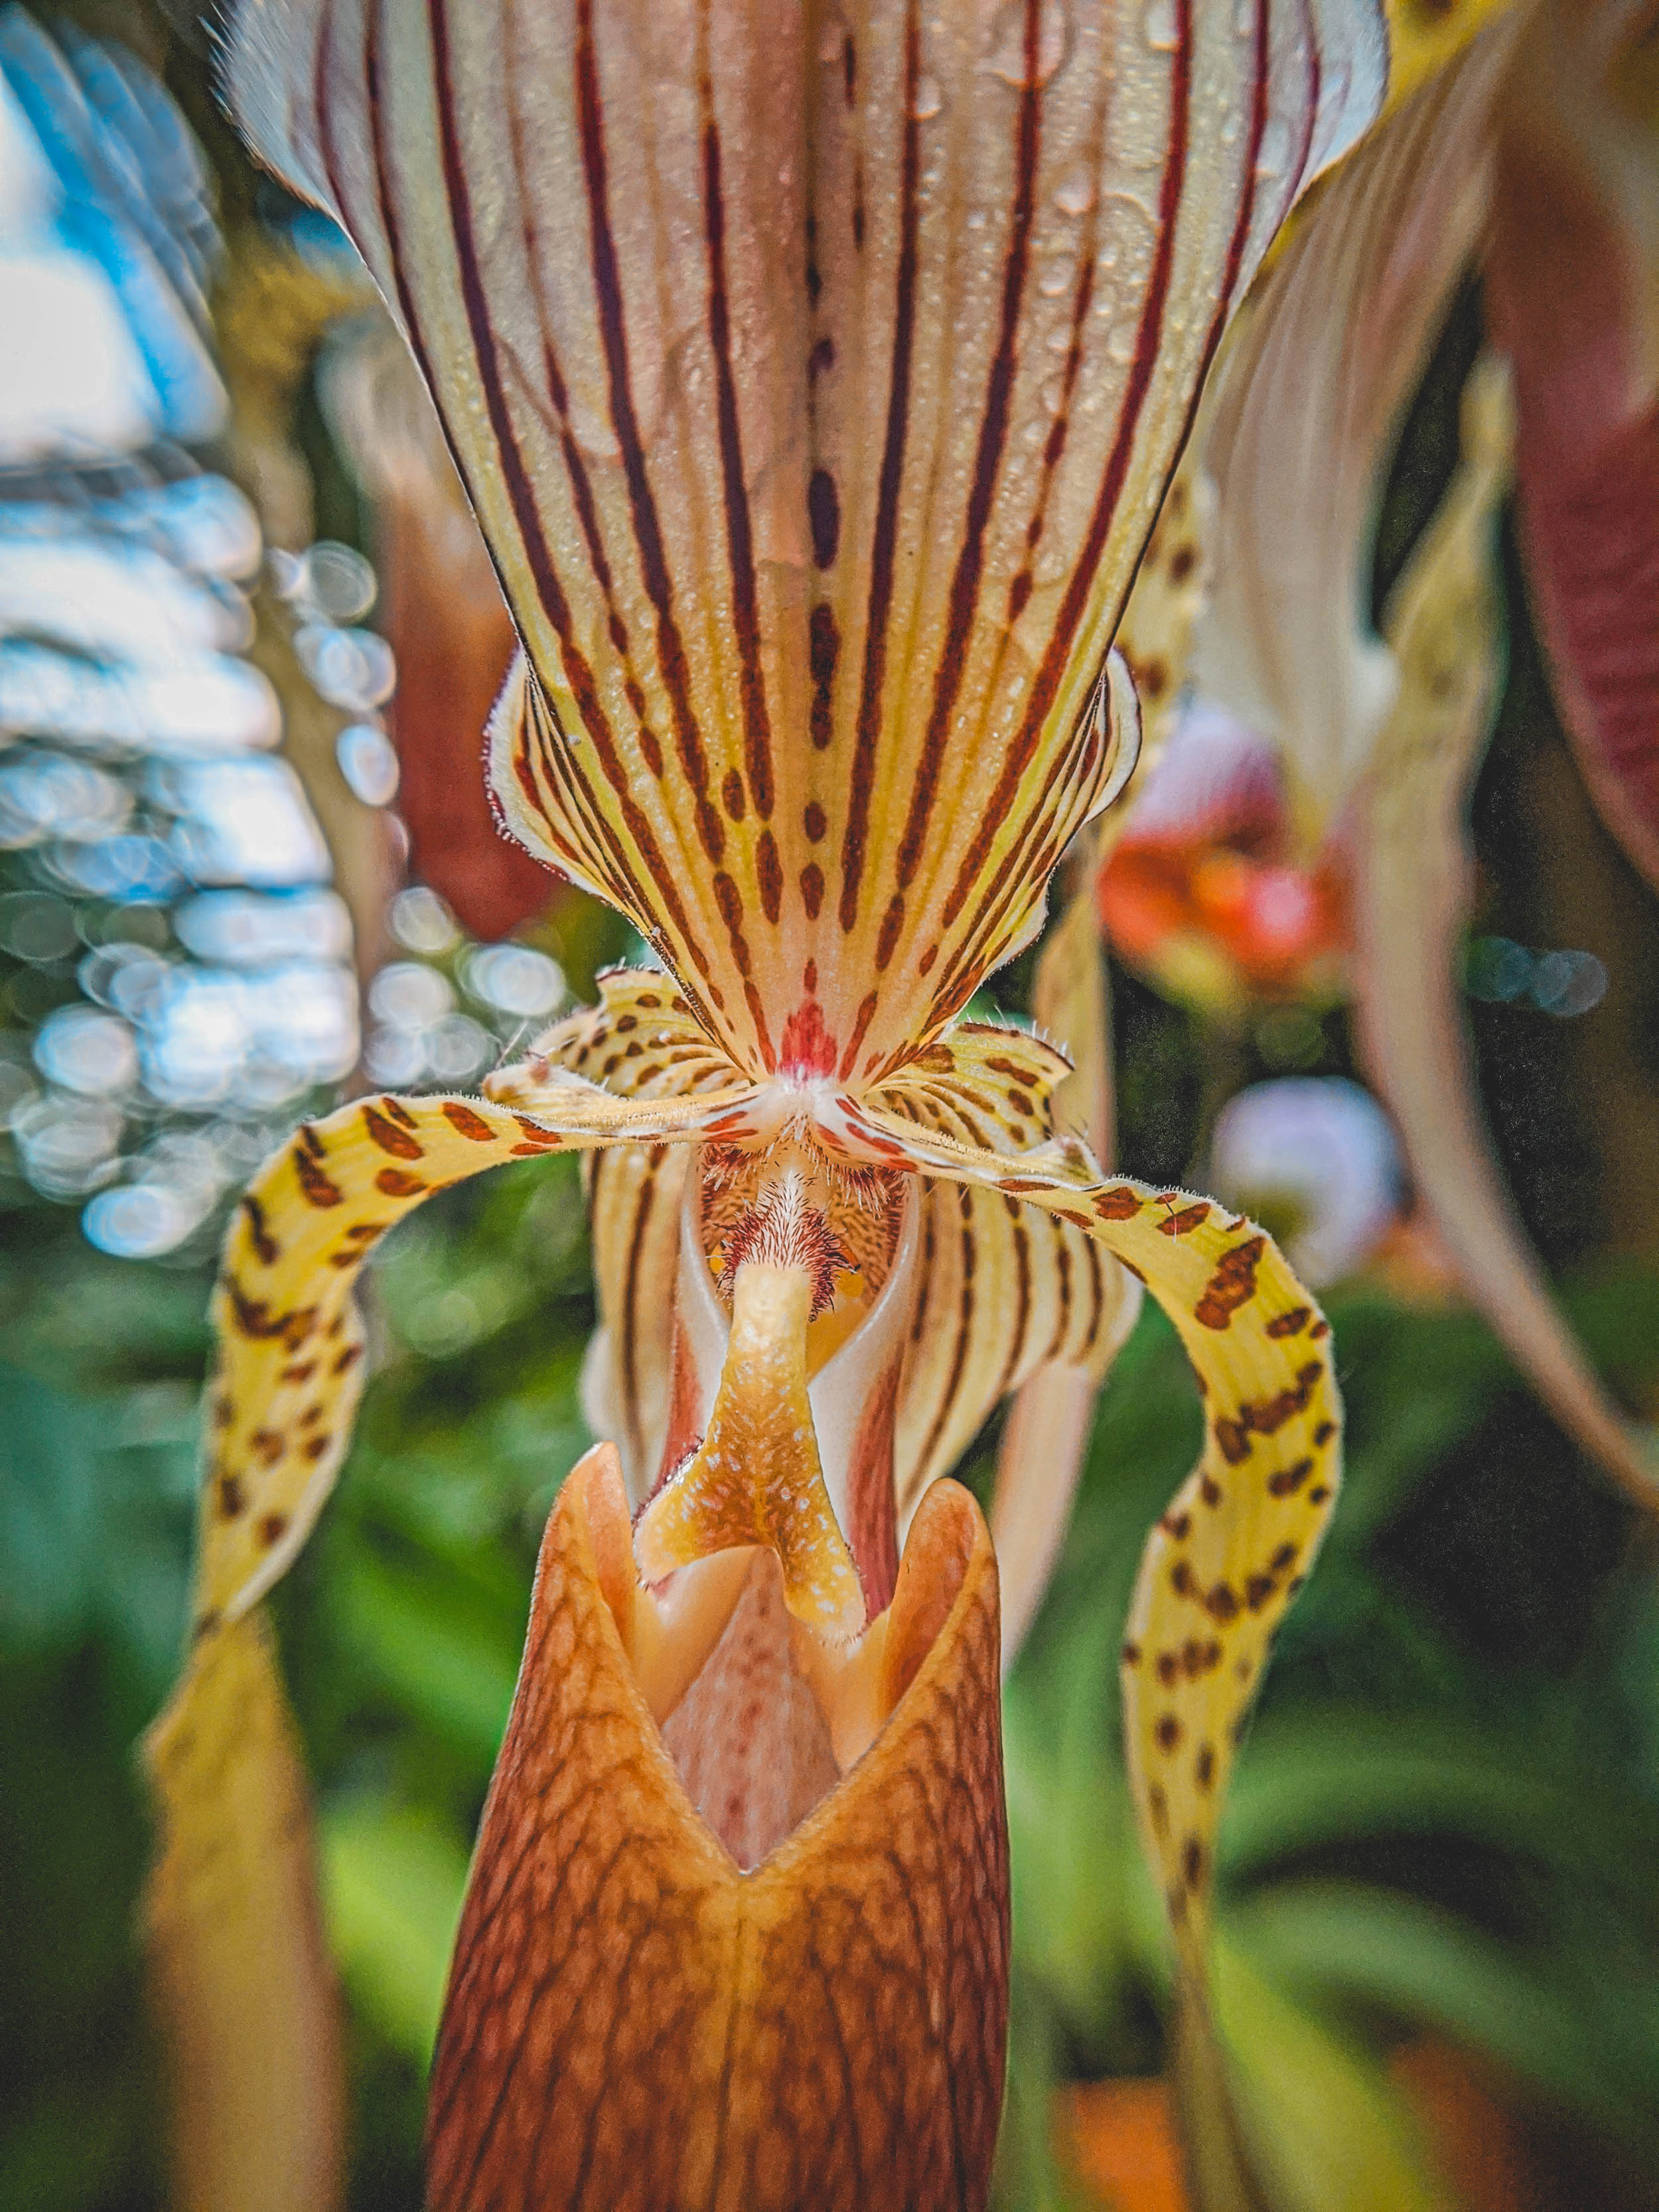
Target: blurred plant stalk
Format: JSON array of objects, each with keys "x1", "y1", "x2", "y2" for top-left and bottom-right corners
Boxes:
[{"x1": 213, "y1": 229, "x2": 399, "y2": 988}]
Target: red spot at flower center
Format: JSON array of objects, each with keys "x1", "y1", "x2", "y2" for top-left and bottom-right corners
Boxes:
[{"x1": 778, "y1": 999, "x2": 839, "y2": 1077}]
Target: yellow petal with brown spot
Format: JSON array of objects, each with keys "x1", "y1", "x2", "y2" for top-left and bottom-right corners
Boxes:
[
  {"x1": 196, "y1": 1083, "x2": 720, "y2": 1635},
  {"x1": 851, "y1": 1068, "x2": 1339, "y2": 1970}
]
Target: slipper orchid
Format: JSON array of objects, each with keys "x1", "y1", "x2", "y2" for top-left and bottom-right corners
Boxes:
[{"x1": 145, "y1": 3, "x2": 1387, "y2": 2206}]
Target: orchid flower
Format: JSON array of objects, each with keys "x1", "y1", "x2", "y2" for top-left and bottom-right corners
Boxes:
[
  {"x1": 1096, "y1": 695, "x2": 1350, "y2": 1013},
  {"x1": 143, "y1": 3, "x2": 1387, "y2": 2206},
  {"x1": 1125, "y1": 0, "x2": 1659, "y2": 1509},
  {"x1": 1208, "y1": 1075, "x2": 1403, "y2": 1288}
]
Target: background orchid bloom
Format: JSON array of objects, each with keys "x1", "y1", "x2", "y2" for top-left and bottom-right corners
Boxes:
[
  {"x1": 1119, "y1": 0, "x2": 1659, "y2": 1511},
  {"x1": 1096, "y1": 698, "x2": 1350, "y2": 1015},
  {"x1": 321, "y1": 322, "x2": 552, "y2": 944},
  {"x1": 142, "y1": 2, "x2": 1388, "y2": 2207}
]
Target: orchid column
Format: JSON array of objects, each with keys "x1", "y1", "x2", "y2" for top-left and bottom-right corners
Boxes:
[{"x1": 144, "y1": 3, "x2": 1386, "y2": 2207}]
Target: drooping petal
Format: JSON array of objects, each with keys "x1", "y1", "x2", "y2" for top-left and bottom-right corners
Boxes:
[
  {"x1": 192, "y1": 1078, "x2": 727, "y2": 1638},
  {"x1": 426, "y1": 1451, "x2": 1009, "y2": 2212},
  {"x1": 1190, "y1": 11, "x2": 1515, "y2": 839},
  {"x1": 854, "y1": 1065, "x2": 1341, "y2": 1964},
  {"x1": 142, "y1": 1611, "x2": 345, "y2": 2212},
  {"x1": 1352, "y1": 356, "x2": 1659, "y2": 1510},
  {"x1": 228, "y1": 0, "x2": 1382, "y2": 1075},
  {"x1": 1485, "y1": 0, "x2": 1659, "y2": 891},
  {"x1": 1161, "y1": 15, "x2": 1656, "y2": 1508}
]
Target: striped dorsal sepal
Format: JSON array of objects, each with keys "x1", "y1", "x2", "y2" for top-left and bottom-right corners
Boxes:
[{"x1": 230, "y1": 0, "x2": 1386, "y2": 1082}]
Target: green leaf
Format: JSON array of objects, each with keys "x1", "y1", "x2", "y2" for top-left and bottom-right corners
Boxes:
[
  {"x1": 1212, "y1": 1931, "x2": 1454, "y2": 2212},
  {"x1": 320, "y1": 1797, "x2": 470, "y2": 2064},
  {"x1": 328, "y1": 1549, "x2": 522, "y2": 1768},
  {"x1": 1230, "y1": 1881, "x2": 1659, "y2": 2151}
]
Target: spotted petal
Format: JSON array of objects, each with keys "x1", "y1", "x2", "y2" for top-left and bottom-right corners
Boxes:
[
  {"x1": 854, "y1": 1065, "x2": 1342, "y2": 1968},
  {"x1": 191, "y1": 1080, "x2": 729, "y2": 1637},
  {"x1": 1187, "y1": 19, "x2": 1659, "y2": 1509},
  {"x1": 229, "y1": 0, "x2": 1382, "y2": 1078}
]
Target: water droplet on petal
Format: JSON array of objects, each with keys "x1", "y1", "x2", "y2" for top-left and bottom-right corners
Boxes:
[
  {"x1": 912, "y1": 72, "x2": 943, "y2": 119},
  {"x1": 1257, "y1": 117, "x2": 1292, "y2": 179},
  {"x1": 1143, "y1": 0, "x2": 1179, "y2": 51},
  {"x1": 986, "y1": 0, "x2": 1069, "y2": 88},
  {"x1": 1054, "y1": 167, "x2": 1096, "y2": 217}
]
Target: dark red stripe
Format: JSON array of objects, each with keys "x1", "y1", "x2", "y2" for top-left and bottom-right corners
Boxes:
[
  {"x1": 359, "y1": 3, "x2": 443, "y2": 411},
  {"x1": 522, "y1": 673, "x2": 733, "y2": 1053},
  {"x1": 424, "y1": 5, "x2": 629, "y2": 802},
  {"x1": 500, "y1": 35, "x2": 666, "y2": 780},
  {"x1": 425, "y1": 4, "x2": 737, "y2": 1058},
  {"x1": 895, "y1": 0, "x2": 1044, "y2": 895},
  {"x1": 924, "y1": 684, "x2": 1102, "y2": 1025},
  {"x1": 915, "y1": 1196, "x2": 977, "y2": 1477},
  {"x1": 1189, "y1": 0, "x2": 1273, "y2": 406},
  {"x1": 936, "y1": 1, "x2": 1270, "y2": 1021},
  {"x1": 573, "y1": 0, "x2": 724, "y2": 864},
  {"x1": 991, "y1": 1203, "x2": 1033, "y2": 1401},
  {"x1": 699, "y1": 72, "x2": 776, "y2": 823},
  {"x1": 838, "y1": 0, "x2": 922, "y2": 934},
  {"x1": 938, "y1": 0, "x2": 1195, "y2": 934},
  {"x1": 619, "y1": 1147, "x2": 668, "y2": 1474}
]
